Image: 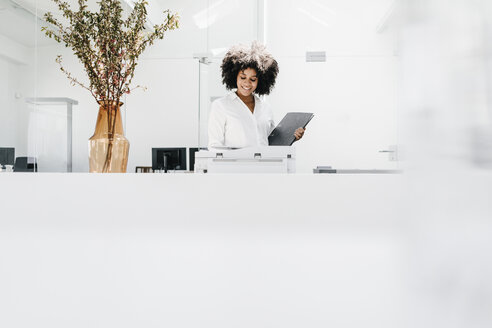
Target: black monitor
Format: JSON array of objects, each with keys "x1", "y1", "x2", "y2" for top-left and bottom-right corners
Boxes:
[
  {"x1": 152, "y1": 148, "x2": 187, "y2": 172},
  {"x1": 0, "y1": 148, "x2": 15, "y2": 167}
]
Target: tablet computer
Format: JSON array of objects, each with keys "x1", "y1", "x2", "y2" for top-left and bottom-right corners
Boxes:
[{"x1": 268, "y1": 112, "x2": 314, "y2": 146}]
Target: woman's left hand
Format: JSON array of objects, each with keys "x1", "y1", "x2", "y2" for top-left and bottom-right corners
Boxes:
[{"x1": 294, "y1": 127, "x2": 305, "y2": 140}]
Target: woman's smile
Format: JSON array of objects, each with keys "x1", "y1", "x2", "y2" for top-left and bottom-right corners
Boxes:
[
  {"x1": 236, "y1": 68, "x2": 258, "y2": 97},
  {"x1": 240, "y1": 85, "x2": 252, "y2": 92}
]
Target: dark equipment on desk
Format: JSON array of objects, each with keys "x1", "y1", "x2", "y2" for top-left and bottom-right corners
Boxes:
[
  {"x1": 0, "y1": 148, "x2": 15, "y2": 168},
  {"x1": 14, "y1": 157, "x2": 38, "y2": 172},
  {"x1": 188, "y1": 147, "x2": 199, "y2": 172},
  {"x1": 268, "y1": 112, "x2": 314, "y2": 146},
  {"x1": 152, "y1": 148, "x2": 187, "y2": 172},
  {"x1": 313, "y1": 166, "x2": 402, "y2": 174}
]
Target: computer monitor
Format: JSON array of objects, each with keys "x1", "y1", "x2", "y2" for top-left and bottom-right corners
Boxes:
[
  {"x1": 0, "y1": 148, "x2": 15, "y2": 167},
  {"x1": 152, "y1": 148, "x2": 187, "y2": 172}
]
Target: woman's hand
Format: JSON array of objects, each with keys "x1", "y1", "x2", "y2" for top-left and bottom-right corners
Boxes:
[{"x1": 294, "y1": 127, "x2": 305, "y2": 141}]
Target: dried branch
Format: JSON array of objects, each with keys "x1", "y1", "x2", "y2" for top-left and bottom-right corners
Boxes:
[{"x1": 42, "y1": 0, "x2": 179, "y2": 103}]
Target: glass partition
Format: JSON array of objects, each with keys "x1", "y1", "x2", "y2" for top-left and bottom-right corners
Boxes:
[
  {"x1": 1, "y1": 0, "x2": 400, "y2": 173},
  {"x1": 0, "y1": 0, "x2": 38, "y2": 172},
  {"x1": 201, "y1": 0, "x2": 399, "y2": 173},
  {"x1": 1, "y1": 0, "x2": 207, "y2": 173},
  {"x1": 268, "y1": 0, "x2": 399, "y2": 173}
]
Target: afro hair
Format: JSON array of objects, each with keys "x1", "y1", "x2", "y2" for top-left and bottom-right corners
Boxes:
[{"x1": 221, "y1": 41, "x2": 279, "y2": 96}]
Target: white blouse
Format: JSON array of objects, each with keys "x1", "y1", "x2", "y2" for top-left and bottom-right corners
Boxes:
[{"x1": 208, "y1": 92, "x2": 275, "y2": 149}]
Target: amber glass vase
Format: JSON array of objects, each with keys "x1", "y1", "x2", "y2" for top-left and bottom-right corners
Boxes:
[{"x1": 89, "y1": 101, "x2": 129, "y2": 173}]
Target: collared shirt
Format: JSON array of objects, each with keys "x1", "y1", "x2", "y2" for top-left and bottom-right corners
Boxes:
[{"x1": 208, "y1": 91, "x2": 275, "y2": 149}]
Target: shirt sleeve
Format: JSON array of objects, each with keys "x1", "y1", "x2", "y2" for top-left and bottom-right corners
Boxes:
[
  {"x1": 264, "y1": 100, "x2": 276, "y2": 135},
  {"x1": 208, "y1": 100, "x2": 227, "y2": 149}
]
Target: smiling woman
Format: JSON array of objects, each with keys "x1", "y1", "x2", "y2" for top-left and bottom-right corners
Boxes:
[
  {"x1": 207, "y1": 42, "x2": 279, "y2": 149},
  {"x1": 207, "y1": 41, "x2": 305, "y2": 149}
]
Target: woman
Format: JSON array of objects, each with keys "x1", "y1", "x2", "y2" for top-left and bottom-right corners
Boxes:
[{"x1": 208, "y1": 41, "x2": 305, "y2": 149}]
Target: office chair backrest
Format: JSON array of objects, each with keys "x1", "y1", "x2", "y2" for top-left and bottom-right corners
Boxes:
[{"x1": 14, "y1": 157, "x2": 38, "y2": 172}]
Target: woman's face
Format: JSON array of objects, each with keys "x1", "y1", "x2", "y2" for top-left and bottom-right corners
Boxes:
[{"x1": 236, "y1": 68, "x2": 258, "y2": 97}]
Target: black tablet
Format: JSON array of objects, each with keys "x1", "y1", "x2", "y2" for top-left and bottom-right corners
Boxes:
[{"x1": 268, "y1": 112, "x2": 314, "y2": 146}]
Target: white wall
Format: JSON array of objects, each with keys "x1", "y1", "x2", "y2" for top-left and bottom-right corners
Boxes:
[
  {"x1": 125, "y1": 58, "x2": 199, "y2": 170},
  {"x1": 0, "y1": 56, "x2": 30, "y2": 156},
  {"x1": 0, "y1": 57, "x2": 17, "y2": 148},
  {"x1": 269, "y1": 57, "x2": 398, "y2": 171},
  {"x1": 264, "y1": 0, "x2": 399, "y2": 172}
]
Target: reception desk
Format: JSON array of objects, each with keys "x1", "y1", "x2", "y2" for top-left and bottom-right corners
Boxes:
[{"x1": 1, "y1": 173, "x2": 490, "y2": 328}]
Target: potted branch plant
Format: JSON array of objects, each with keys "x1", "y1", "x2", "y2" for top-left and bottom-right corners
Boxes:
[{"x1": 42, "y1": 0, "x2": 179, "y2": 172}]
